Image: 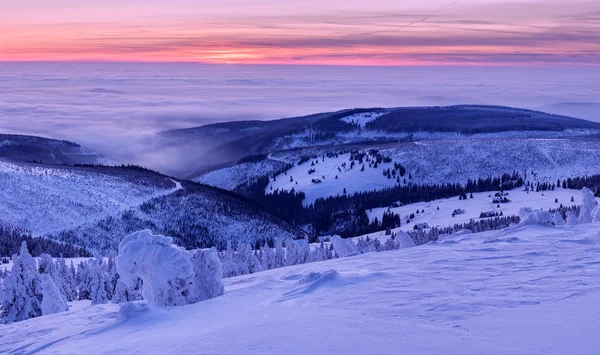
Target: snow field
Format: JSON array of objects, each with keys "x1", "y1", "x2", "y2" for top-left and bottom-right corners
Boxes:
[
  {"x1": 266, "y1": 152, "x2": 403, "y2": 206},
  {"x1": 2, "y1": 223, "x2": 599, "y2": 354},
  {"x1": 366, "y1": 187, "x2": 592, "y2": 233},
  {"x1": 339, "y1": 111, "x2": 388, "y2": 127}
]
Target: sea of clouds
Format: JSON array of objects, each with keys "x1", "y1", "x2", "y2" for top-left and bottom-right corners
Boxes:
[{"x1": 0, "y1": 62, "x2": 598, "y2": 170}]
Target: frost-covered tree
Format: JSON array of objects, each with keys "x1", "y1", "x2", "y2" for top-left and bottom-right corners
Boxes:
[
  {"x1": 190, "y1": 248, "x2": 224, "y2": 302},
  {"x1": 273, "y1": 239, "x2": 286, "y2": 268},
  {"x1": 77, "y1": 261, "x2": 92, "y2": 300},
  {"x1": 578, "y1": 187, "x2": 596, "y2": 224},
  {"x1": 38, "y1": 254, "x2": 68, "y2": 303},
  {"x1": 566, "y1": 211, "x2": 579, "y2": 225},
  {"x1": 105, "y1": 256, "x2": 119, "y2": 300},
  {"x1": 116, "y1": 230, "x2": 195, "y2": 307},
  {"x1": 89, "y1": 259, "x2": 108, "y2": 305},
  {"x1": 56, "y1": 259, "x2": 77, "y2": 301},
  {"x1": 0, "y1": 242, "x2": 43, "y2": 323},
  {"x1": 553, "y1": 211, "x2": 566, "y2": 226},
  {"x1": 260, "y1": 244, "x2": 275, "y2": 270},
  {"x1": 40, "y1": 274, "x2": 68, "y2": 315},
  {"x1": 330, "y1": 235, "x2": 359, "y2": 257},
  {"x1": 111, "y1": 278, "x2": 142, "y2": 304},
  {"x1": 221, "y1": 241, "x2": 239, "y2": 278}
]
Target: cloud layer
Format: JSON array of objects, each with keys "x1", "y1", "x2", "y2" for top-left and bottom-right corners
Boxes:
[{"x1": 0, "y1": 62, "x2": 598, "y2": 173}]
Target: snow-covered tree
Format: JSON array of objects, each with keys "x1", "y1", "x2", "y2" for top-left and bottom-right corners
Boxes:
[
  {"x1": 330, "y1": 235, "x2": 359, "y2": 257},
  {"x1": 56, "y1": 259, "x2": 77, "y2": 301},
  {"x1": 38, "y1": 254, "x2": 68, "y2": 303},
  {"x1": 566, "y1": 211, "x2": 579, "y2": 225},
  {"x1": 553, "y1": 211, "x2": 566, "y2": 226},
  {"x1": 578, "y1": 187, "x2": 596, "y2": 224},
  {"x1": 40, "y1": 274, "x2": 68, "y2": 315},
  {"x1": 77, "y1": 261, "x2": 92, "y2": 300},
  {"x1": 190, "y1": 248, "x2": 224, "y2": 302},
  {"x1": 0, "y1": 242, "x2": 43, "y2": 323},
  {"x1": 105, "y1": 256, "x2": 119, "y2": 300},
  {"x1": 273, "y1": 239, "x2": 286, "y2": 268},
  {"x1": 89, "y1": 259, "x2": 108, "y2": 305},
  {"x1": 111, "y1": 278, "x2": 142, "y2": 304},
  {"x1": 116, "y1": 230, "x2": 195, "y2": 307},
  {"x1": 260, "y1": 244, "x2": 275, "y2": 270},
  {"x1": 221, "y1": 241, "x2": 239, "y2": 278},
  {"x1": 395, "y1": 231, "x2": 416, "y2": 248}
]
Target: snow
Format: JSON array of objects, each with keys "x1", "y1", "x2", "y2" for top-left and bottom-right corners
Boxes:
[
  {"x1": 2, "y1": 223, "x2": 600, "y2": 354},
  {"x1": 366, "y1": 187, "x2": 593, "y2": 233},
  {"x1": 266, "y1": 152, "x2": 400, "y2": 206},
  {"x1": 194, "y1": 158, "x2": 287, "y2": 190},
  {"x1": 339, "y1": 111, "x2": 387, "y2": 128},
  {"x1": 264, "y1": 138, "x2": 600, "y2": 199}
]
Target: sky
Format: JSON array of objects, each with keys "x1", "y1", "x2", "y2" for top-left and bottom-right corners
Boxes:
[{"x1": 1, "y1": 0, "x2": 599, "y2": 65}]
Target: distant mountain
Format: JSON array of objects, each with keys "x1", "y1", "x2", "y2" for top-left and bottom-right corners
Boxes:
[
  {"x1": 159, "y1": 105, "x2": 600, "y2": 178},
  {"x1": 0, "y1": 133, "x2": 115, "y2": 165}
]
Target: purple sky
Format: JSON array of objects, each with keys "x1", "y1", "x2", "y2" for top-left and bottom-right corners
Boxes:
[{"x1": 1, "y1": 0, "x2": 599, "y2": 65}]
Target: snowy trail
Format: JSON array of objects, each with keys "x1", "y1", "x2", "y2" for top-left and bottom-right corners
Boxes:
[{"x1": 2, "y1": 223, "x2": 599, "y2": 354}]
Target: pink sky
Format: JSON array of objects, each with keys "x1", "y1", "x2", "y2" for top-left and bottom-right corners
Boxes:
[{"x1": 1, "y1": 0, "x2": 598, "y2": 65}]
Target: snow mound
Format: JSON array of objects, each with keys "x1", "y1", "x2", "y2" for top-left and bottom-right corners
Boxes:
[
  {"x1": 279, "y1": 270, "x2": 341, "y2": 301},
  {"x1": 115, "y1": 230, "x2": 196, "y2": 307},
  {"x1": 119, "y1": 302, "x2": 150, "y2": 320}
]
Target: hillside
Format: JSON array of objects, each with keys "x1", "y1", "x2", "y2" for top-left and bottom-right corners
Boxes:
[
  {"x1": 2, "y1": 222, "x2": 599, "y2": 354},
  {"x1": 0, "y1": 134, "x2": 114, "y2": 165},
  {"x1": 0, "y1": 158, "x2": 304, "y2": 255},
  {"x1": 160, "y1": 105, "x2": 600, "y2": 178},
  {"x1": 198, "y1": 137, "x2": 600, "y2": 205}
]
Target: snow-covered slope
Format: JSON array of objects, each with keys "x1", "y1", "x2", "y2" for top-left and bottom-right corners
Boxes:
[
  {"x1": 256, "y1": 138, "x2": 600, "y2": 204},
  {"x1": 367, "y1": 187, "x2": 592, "y2": 232},
  {"x1": 0, "y1": 160, "x2": 175, "y2": 235},
  {"x1": 0, "y1": 160, "x2": 305, "y2": 254},
  {"x1": 2, "y1": 223, "x2": 599, "y2": 354}
]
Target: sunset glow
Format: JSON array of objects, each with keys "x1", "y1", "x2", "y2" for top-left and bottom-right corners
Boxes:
[{"x1": 1, "y1": 0, "x2": 599, "y2": 65}]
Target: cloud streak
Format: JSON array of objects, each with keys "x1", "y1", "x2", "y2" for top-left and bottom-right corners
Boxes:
[{"x1": 0, "y1": 0, "x2": 598, "y2": 65}]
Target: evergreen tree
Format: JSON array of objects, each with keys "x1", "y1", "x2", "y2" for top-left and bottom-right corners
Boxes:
[{"x1": 0, "y1": 242, "x2": 43, "y2": 323}]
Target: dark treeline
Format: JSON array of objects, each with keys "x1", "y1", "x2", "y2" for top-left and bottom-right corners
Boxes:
[
  {"x1": 0, "y1": 223, "x2": 92, "y2": 258},
  {"x1": 407, "y1": 215, "x2": 521, "y2": 245},
  {"x1": 246, "y1": 172, "x2": 524, "y2": 238},
  {"x1": 561, "y1": 175, "x2": 600, "y2": 196}
]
